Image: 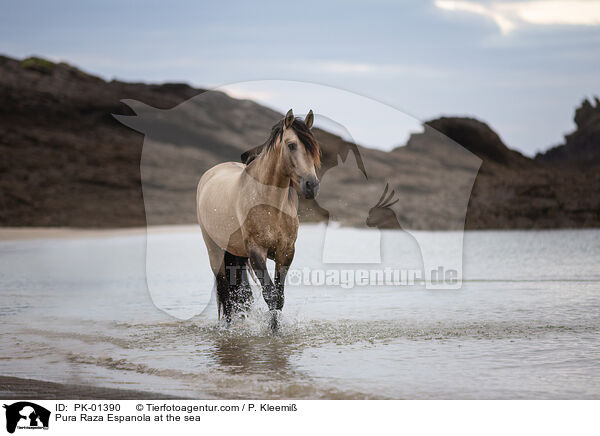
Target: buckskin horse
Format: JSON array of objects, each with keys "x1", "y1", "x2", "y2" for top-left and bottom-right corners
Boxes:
[{"x1": 196, "y1": 109, "x2": 320, "y2": 330}]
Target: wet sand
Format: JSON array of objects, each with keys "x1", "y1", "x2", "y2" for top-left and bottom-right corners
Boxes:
[
  {"x1": 0, "y1": 227, "x2": 197, "y2": 400},
  {"x1": 0, "y1": 226, "x2": 198, "y2": 241},
  {"x1": 0, "y1": 376, "x2": 183, "y2": 400}
]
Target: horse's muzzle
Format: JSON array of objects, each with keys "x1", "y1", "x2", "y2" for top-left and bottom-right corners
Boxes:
[{"x1": 301, "y1": 176, "x2": 320, "y2": 199}]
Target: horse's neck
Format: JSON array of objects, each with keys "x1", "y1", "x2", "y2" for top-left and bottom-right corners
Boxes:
[
  {"x1": 245, "y1": 149, "x2": 296, "y2": 212},
  {"x1": 248, "y1": 148, "x2": 288, "y2": 187}
]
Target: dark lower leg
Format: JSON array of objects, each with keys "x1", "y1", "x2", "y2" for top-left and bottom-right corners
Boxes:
[
  {"x1": 248, "y1": 250, "x2": 282, "y2": 330},
  {"x1": 216, "y1": 274, "x2": 232, "y2": 323},
  {"x1": 269, "y1": 267, "x2": 288, "y2": 330},
  {"x1": 225, "y1": 255, "x2": 253, "y2": 314}
]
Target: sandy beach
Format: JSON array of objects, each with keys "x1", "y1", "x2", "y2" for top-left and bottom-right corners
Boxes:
[
  {"x1": 0, "y1": 376, "x2": 182, "y2": 400},
  {"x1": 0, "y1": 226, "x2": 199, "y2": 241},
  {"x1": 0, "y1": 226, "x2": 200, "y2": 399}
]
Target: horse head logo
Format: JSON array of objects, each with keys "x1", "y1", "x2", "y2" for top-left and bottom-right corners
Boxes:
[
  {"x1": 113, "y1": 81, "x2": 481, "y2": 320},
  {"x1": 3, "y1": 402, "x2": 50, "y2": 434}
]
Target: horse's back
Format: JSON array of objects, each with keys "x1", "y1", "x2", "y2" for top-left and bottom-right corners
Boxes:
[
  {"x1": 197, "y1": 162, "x2": 246, "y2": 253},
  {"x1": 199, "y1": 161, "x2": 244, "y2": 184},
  {"x1": 198, "y1": 161, "x2": 244, "y2": 196}
]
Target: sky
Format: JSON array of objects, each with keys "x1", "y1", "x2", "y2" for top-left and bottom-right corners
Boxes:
[{"x1": 1, "y1": 0, "x2": 599, "y2": 155}]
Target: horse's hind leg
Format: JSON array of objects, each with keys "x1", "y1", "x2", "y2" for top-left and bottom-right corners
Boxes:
[
  {"x1": 224, "y1": 251, "x2": 254, "y2": 317},
  {"x1": 216, "y1": 272, "x2": 232, "y2": 323},
  {"x1": 199, "y1": 228, "x2": 230, "y2": 322},
  {"x1": 236, "y1": 256, "x2": 254, "y2": 314}
]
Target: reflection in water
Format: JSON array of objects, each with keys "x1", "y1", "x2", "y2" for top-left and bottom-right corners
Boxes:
[{"x1": 209, "y1": 333, "x2": 295, "y2": 376}]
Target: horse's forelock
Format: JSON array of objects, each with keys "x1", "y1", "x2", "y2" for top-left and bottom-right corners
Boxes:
[
  {"x1": 291, "y1": 118, "x2": 321, "y2": 167},
  {"x1": 262, "y1": 117, "x2": 321, "y2": 167}
]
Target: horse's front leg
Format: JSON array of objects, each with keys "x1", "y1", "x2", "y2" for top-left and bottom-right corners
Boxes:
[
  {"x1": 247, "y1": 247, "x2": 280, "y2": 330},
  {"x1": 271, "y1": 248, "x2": 294, "y2": 330},
  {"x1": 271, "y1": 264, "x2": 290, "y2": 329}
]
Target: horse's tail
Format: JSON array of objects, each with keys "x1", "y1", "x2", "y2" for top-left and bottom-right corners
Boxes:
[{"x1": 217, "y1": 294, "x2": 222, "y2": 320}]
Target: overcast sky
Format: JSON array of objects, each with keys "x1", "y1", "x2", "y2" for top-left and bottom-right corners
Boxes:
[{"x1": 2, "y1": 0, "x2": 599, "y2": 155}]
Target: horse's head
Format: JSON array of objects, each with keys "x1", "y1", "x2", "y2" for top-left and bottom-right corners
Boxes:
[
  {"x1": 278, "y1": 109, "x2": 321, "y2": 199},
  {"x1": 366, "y1": 183, "x2": 400, "y2": 228}
]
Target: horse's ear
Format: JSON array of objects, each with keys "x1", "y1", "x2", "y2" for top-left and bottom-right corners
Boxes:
[
  {"x1": 304, "y1": 110, "x2": 314, "y2": 129},
  {"x1": 284, "y1": 109, "x2": 294, "y2": 129}
]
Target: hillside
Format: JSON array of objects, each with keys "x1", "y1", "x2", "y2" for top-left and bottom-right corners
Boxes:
[{"x1": 1, "y1": 55, "x2": 599, "y2": 229}]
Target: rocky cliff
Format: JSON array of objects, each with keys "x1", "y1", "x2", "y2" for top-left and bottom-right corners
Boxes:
[{"x1": 1, "y1": 55, "x2": 598, "y2": 229}]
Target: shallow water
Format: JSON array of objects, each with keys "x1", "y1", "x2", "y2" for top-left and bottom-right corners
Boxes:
[{"x1": 0, "y1": 226, "x2": 599, "y2": 399}]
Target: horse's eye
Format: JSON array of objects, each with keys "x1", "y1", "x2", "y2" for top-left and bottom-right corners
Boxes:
[{"x1": 287, "y1": 142, "x2": 297, "y2": 151}]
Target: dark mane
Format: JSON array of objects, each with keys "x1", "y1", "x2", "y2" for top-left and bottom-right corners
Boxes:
[{"x1": 242, "y1": 117, "x2": 321, "y2": 166}]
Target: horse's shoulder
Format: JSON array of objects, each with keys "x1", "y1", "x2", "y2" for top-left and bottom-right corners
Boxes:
[{"x1": 202, "y1": 162, "x2": 244, "y2": 179}]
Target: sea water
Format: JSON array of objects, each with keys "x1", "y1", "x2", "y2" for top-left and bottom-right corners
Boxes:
[{"x1": 0, "y1": 226, "x2": 598, "y2": 399}]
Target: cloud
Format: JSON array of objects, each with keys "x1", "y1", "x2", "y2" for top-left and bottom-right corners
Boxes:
[
  {"x1": 305, "y1": 61, "x2": 445, "y2": 78},
  {"x1": 435, "y1": 0, "x2": 600, "y2": 34},
  {"x1": 220, "y1": 85, "x2": 275, "y2": 102}
]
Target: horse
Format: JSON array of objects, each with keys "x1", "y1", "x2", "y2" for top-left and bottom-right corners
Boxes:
[{"x1": 196, "y1": 109, "x2": 320, "y2": 330}]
